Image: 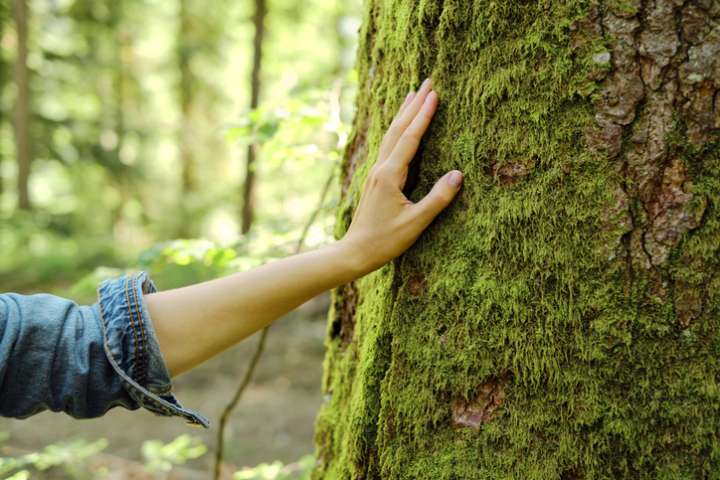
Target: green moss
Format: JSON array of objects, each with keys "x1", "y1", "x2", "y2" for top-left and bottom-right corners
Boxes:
[{"x1": 313, "y1": 0, "x2": 720, "y2": 478}]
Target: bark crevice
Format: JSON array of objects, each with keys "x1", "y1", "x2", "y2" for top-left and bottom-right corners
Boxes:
[{"x1": 590, "y1": 0, "x2": 716, "y2": 277}]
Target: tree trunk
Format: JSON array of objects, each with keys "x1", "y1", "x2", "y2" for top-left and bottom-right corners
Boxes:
[
  {"x1": 111, "y1": 0, "x2": 126, "y2": 167},
  {"x1": 176, "y1": 0, "x2": 195, "y2": 236},
  {"x1": 109, "y1": 0, "x2": 127, "y2": 230},
  {"x1": 313, "y1": 1, "x2": 720, "y2": 478},
  {"x1": 13, "y1": 0, "x2": 30, "y2": 211},
  {"x1": 0, "y1": 0, "x2": 8, "y2": 201},
  {"x1": 240, "y1": 0, "x2": 266, "y2": 234}
]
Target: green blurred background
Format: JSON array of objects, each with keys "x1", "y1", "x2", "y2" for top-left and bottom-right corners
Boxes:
[{"x1": 0, "y1": 0, "x2": 361, "y2": 477}]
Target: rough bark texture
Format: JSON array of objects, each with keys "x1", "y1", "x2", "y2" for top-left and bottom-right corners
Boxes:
[{"x1": 313, "y1": 1, "x2": 720, "y2": 478}]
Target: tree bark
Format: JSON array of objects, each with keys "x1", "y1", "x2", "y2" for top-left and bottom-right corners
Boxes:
[
  {"x1": 313, "y1": 1, "x2": 720, "y2": 478},
  {"x1": 13, "y1": 0, "x2": 31, "y2": 211},
  {"x1": 240, "y1": 0, "x2": 266, "y2": 234}
]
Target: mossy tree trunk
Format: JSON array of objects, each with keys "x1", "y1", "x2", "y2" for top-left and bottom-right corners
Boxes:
[{"x1": 313, "y1": 1, "x2": 720, "y2": 478}]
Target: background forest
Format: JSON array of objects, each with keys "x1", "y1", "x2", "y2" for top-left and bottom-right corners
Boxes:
[{"x1": 0, "y1": 0, "x2": 361, "y2": 478}]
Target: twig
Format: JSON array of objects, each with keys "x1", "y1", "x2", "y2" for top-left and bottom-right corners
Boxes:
[{"x1": 212, "y1": 166, "x2": 336, "y2": 480}]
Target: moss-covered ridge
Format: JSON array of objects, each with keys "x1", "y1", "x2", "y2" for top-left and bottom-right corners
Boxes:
[{"x1": 314, "y1": 0, "x2": 720, "y2": 478}]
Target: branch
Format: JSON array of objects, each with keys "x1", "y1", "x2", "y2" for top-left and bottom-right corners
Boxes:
[{"x1": 212, "y1": 165, "x2": 336, "y2": 480}]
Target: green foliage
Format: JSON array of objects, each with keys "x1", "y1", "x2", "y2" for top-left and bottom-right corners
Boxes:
[
  {"x1": 137, "y1": 239, "x2": 238, "y2": 289},
  {"x1": 5, "y1": 471, "x2": 30, "y2": 480},
  {"x1": 0, "y1": 437, "x2": 108, "y2": 480},
  {"x1": 226, "y1": 88, "x2": 343, "y2": 147},
  {"x1": 227, "y1": 108, "x2": 284, "y2": 146},
  {"x1": 2, "y1": 0, "x2": 361, "y2": 290},
  {"x1": 0, "y1": 212, "x2": 122, "y2": 293},
  {"x1": 0, "y1": 432, "x2": 312, "y2": 480},
  {"x1": 141, "y1": 434, "x2": 207, "y2": 474},
  {"x1": 67, "y1": 266, "x2": 129, "y2": 303},
  {"x1": 233, "y1": 455, "x2": 315, "y2": 480}
]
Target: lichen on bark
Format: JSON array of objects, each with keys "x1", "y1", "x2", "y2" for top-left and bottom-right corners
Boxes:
[{"x1": 313, "y1": 1, "x2": 720, "y2": 478}]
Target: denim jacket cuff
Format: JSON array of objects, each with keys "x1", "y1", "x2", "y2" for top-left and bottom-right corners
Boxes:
[{"x1": 96, "y1": 271, "x2": 209, "y2": 428}]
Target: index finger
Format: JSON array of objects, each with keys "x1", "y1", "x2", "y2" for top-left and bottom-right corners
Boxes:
[
  {"x1": 376, "y1": 78, "x2": 433, "y2": 164},
  {"x1": 385, "y1": 90, "x2": 439, "y2": 175}
]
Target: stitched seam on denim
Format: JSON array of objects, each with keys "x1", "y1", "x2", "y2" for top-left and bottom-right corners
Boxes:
[
  {"x1": 96, "y1": 283, "x2": 209, "y2": 427},
  {"x1": 156, "y1": 385, "x2": 172, "y2": 395},
  {"x1": 123, "y1": 276, "x2": 142, "y2": 384},
  {"x1": 125, "y1": 383, "x2": 202, "y2": 423},
  {"x1": 97, "y1": 283, "x2": 115, "y2": 365},
  {"x1": 131, "y1": 275, "x2": 148, "y2": 385},
  {"x1": 137, "y1": 274, "x2": 151, "y2": 385},
  {"x1": 137, "y1": 272, "x2": 172, "y2": 396},
  {"x1": 131, "y1": 273, "x2": 149, "y2": 385}
]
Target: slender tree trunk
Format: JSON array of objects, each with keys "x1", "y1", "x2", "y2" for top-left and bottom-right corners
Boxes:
[
  {"x1": 240, "y1": 0, "x2": 266, "y2": 234},
  {"x1": 112, "y1": 0, "x2": 125, "y2": 167},
  {"x1": 109, "y1": 0, "x2": 127, "y2": 229},
  {"x1": 13, "y1": 0, "x2": 30, "y2": 211},
  {"x1": 313, "y1": 1, "x2": 720, "y2": 478},
  {"x1": 177, "y1": 0, "x2": 195, "y2": 236},
  {"x1": 178, "y1": 0, "x2": 193, "y2": 194},
  {"x1": 0, "y1": 1, "x2": 8, "y2": 201}
]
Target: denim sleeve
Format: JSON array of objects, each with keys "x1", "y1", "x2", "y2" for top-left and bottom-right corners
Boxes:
[{"x1": 0, "y1": 271, "x2": 208, "y2": 428}]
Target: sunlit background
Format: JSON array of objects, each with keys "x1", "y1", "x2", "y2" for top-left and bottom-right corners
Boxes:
[{"x1": 0, "y1": 0, "x2": 362, "y2": 477}]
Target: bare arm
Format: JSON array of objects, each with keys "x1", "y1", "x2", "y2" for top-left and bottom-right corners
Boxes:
[{"x1": 146, "y1": 78, "x2": 463, "y2": 376}]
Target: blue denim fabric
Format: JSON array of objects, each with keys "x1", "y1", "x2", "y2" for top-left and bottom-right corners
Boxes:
[{"x1": 0, "y1": 271, "x2": 209, "y2": 428}]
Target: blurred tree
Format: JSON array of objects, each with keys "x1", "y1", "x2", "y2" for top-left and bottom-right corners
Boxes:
[
  {"x1": 109, "y1": 0, "x2": 126, "y2": 169},
  {"x1": 177, "y1": 0, "x2": 196, "y2": 221},
  {"x1": 313, "y1": 0, "x2": 720, "y2": 478},
  {"x1": 41, "y1": 0, "x2": 142, "y2": 231},
  {"x1": 0, "y1": 0, "x2": 8, "y2": 201},
  {"x1": 174, "y1": 0, "x2": 229, "y2": 237},
  {"x1": 12, "y1": 0, "x2": 30, "y2": 210},
  {"x1": 107, "y1": 0, "x2": 139, "y2": 229},
  {"x1": 240, "y1": 0, "x2": 267, "y2": 234}
]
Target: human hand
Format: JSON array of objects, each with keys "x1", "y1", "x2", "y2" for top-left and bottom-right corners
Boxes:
[{"x1": 341, "y1": 78, "x2": 463, "y2": 276}]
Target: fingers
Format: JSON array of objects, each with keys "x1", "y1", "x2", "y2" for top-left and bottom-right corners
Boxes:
[
  {"x1": 410, "y1": 170, "x2": 463, "y2": 227},
  {"x1": 385, "y1": 90, "x2": 438, "y2": 176},
  {"x1": 398, "y1": 91, "x2": 416, "y2": 116},
  {"x1": 377, "y1": 78, "x2": 434, "y2": 164}
]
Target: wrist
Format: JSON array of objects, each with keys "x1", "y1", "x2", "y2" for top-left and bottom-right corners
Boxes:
[{"x1": 333, "y1": 237, "x2": 374, "y2": 282}]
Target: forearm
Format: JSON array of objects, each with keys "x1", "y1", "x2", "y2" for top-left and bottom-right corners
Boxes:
[
  {"x1": 146, "y1": 79, "x2": 460, "y2": 379},
  {"x1": 0, "y1": 279, "x2": 207, "y2": 426},
  {"x1": 145, "y1": 240, "x2": 364, "y2": 376}
]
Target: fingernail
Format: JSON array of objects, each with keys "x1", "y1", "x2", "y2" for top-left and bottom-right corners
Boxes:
[
  {"x1": 404, "y1": 91, "x2": 413, "y2": 102},
  {"x1": 447, "y1": 170, "x2": 463, "y2": 187},
  {"x1": 421, "y1": 77, "x2": 431, "y2": 90}
]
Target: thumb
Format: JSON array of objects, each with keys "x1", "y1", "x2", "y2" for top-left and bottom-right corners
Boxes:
[{"x1": 411, "y1": 170, "x2": 463, "y2": 226}]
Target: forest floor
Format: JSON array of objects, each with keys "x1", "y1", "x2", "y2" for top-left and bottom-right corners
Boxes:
[{"x1": 0, "y1": 293, "x2": 330, "y2": 477}]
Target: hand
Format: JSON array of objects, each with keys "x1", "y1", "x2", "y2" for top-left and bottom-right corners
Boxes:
[{"x1": 341, "y1": 78, "x2": 463, "y2": 275}]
